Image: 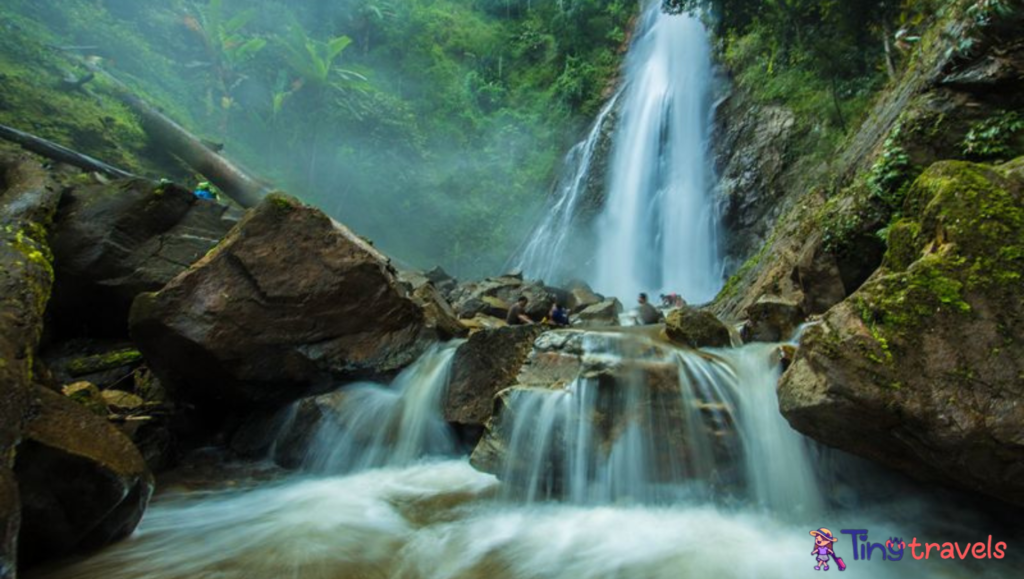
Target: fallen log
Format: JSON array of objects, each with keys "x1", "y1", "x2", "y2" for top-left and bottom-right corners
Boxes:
[
  {"x1": 0, "y1": 122, "x2": 138, "y2": 180},
  {"x1": 90, "y1": 67, "x2": 272, "y2": 208}
]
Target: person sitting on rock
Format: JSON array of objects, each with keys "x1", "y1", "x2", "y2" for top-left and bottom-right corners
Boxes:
[
  {"x1": 506, "y1": 296, "x2": 533, "y2": 326},
  {"x1": 636, "y1": 293, "x2": 663, "y2": 325},
  {"x1": 547, "y1": 302, "x2": 570, "y2": 327}
]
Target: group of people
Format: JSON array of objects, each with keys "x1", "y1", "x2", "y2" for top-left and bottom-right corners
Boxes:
[
  {"x1": 506, "y1": 291, "x2": 680, "y2": 328},
  {"x1": 506, "y1": 296, "x2": 570, "y2": 327}
]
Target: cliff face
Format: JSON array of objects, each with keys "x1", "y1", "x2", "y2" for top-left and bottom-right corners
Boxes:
[
  {"x1": 713, "y1": 6, "x2": 1024, "y2": 323},
  {"x1": 712, "y1": 6, "x2": 1024, "y2": 504}
]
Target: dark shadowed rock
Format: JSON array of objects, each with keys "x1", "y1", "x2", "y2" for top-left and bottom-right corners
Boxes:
[
  {"x1": 16, "y1": 387, "x2": 153, "y2": 566},
  {"x1": 779, "y1": 159, "x2": 1024, "y2": 506},
  {"x1": 742, "y1": 297, "x2": 804, "y2": 343},
  {"x1": 445, "y1": 325, "x2": 544, "y2": 428},
  {"x1": 49, "y1": 178, "x2": 239, "y2": 337},
  {"x1": 130, "y1": 193, "x2": 439, "y2": 409},
  {"x1": 664, "y1": 307, "x2": 731, "y2": 349}
]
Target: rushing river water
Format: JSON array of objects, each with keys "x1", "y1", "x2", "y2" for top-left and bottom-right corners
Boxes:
[{"x1": 30, "y1": 334, "x2": 1020, "y2": 579}]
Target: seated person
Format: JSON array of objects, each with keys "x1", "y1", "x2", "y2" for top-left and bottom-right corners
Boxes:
[
  {"x1": 636, "y1": 293, "x2": 663, "y2": 325},
  {"x1": 506, "y1": 296, "x2": 533, "y2": 325},
  {"x1": 548, "y1": 302, "x2": 570, "y2": 327}
]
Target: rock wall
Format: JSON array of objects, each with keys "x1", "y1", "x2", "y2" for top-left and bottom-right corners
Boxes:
[{"x1": 712, "y1": 8, "x2": 1024, "y2": 324}]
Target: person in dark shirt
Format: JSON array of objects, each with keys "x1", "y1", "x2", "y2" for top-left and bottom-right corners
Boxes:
[
  {"x1": 507, "y1": 296, "x2": 533, "y2": 325},
  {"x1": 636, "y1": 293, "x2": 663, "y2": 325}
]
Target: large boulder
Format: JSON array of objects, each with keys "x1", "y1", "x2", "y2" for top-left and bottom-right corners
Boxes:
[
  {"x1": 779, "y1": 159, "x2": 1024, "y2": 506},
  {"x1": 130, "y1": 193, "x2": 439, "y2": 409},
  {"x1": 444, "y1": 325, "x2": 545, "y2": 429},
  {"x1": 664, "y1": 306, "x2": 732, "y2": 349},
  {"x1": 15, "y1": 387, "x2": 153, "y2": 566},
  {"x1": 1, "y1": 152, "x2": 61, "y2": 578},
  {"x1": 49, "y1": 178, "x2": 239, "y2": 337}
]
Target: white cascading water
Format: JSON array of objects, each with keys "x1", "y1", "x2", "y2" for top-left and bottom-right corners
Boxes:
[
  {"x1": 593, "y1": 7, "x2": 721, "y2": 302},
  {"x1": 492, "y1": 332, "x2": 821, "y2": 514},
  {"x1": 275, "y1": 342, "x2": 461, "y2": 473},
  {"x1": 517, "y1": 4, "x2": 722, "y2": 301},
  {"x1": 514, "y1": 92, "x2": 620, "y2": 283}
]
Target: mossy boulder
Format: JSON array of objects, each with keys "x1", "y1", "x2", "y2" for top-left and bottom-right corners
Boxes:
[
  {"x1": 664, "y1": 307, "x2": 732, "y2": 349},
  {"x1": 779, "y1": 158, "x2": 1024, "y2": 506}
]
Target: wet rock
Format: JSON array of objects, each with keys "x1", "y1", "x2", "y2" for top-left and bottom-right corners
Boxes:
[
  {"x1": 779, "y1": 159, "x2": 1024, "y2": 506},
  {"x1": 49, "y1": 178, "x2": 239, "y2": 337},
  {"x1": 664, "y1": 307, "x2": 731, "y2": 349},
  {"x1": 573, "y1": 298, "x2": 622, "y2": 327},
  {"x1": 130, "y1": 193, "x2": 438, "y2": 409},
  {"x1": 742, "y1": 297, "x2": 804, "y2": 343},
  {"x1": 16, "y1": 386, "x2": 153, "y2": 566},
  {"x1": 445, "y1": 325, "x2": 544, "y2": 429}
]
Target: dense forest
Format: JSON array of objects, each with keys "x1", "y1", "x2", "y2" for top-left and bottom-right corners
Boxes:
[{"x1": 0, "y1": 0, "x2": 635, "y2": 277}]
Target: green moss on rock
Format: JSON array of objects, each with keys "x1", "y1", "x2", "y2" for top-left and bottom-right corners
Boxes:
[{"x1": 66, "y1": 349, "x2": 144, "y2": 377}]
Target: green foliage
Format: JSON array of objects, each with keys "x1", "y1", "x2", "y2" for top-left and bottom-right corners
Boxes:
[
  {"x1": 962, "y1": 111, "x2": 1024, "y2": 161},
  {"x1": 0, "y1": 0, "x2": 635, "y2": 278}
]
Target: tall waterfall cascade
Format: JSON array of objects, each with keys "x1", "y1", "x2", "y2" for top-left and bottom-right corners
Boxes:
[{"x1": 518, "y1": 5, "x2": 723, "y2": 303}]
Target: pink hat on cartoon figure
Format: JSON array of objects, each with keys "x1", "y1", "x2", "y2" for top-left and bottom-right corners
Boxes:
[{"x1": 810, "y1": 528, "x2": 838, "y2": 542}]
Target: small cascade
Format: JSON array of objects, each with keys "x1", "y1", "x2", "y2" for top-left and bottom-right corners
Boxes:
[
  {"x1": 515, "y1": 92, "x2": 620, "y2": 283},
  {"x1": 480, "y1": 331, "x2": 820, "y2": 513},
  {"x1": 274, "y1": 342, "x2": 461, "y2": 474}
]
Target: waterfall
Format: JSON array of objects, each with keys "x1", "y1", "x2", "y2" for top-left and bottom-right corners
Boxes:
[
  {"x1": 515, "y1": 92, "x2": 620, "y2": 283},
  {"x1": 516, "y1": 4, "x2": 722, "y2": 302},
  {"x1": 489, "y1": 333, "x2": 821, "y2": 514},
  {"x1": 593, "y1": 7, "x2": 721, "y2": 302},
  {"x1": 272, "y1": 342, "x2": 461, "y2": 474}
]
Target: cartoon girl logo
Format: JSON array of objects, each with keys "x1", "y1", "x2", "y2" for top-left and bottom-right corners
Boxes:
[{"x1": 810, "y1": 528, "x2": 846, "y2": 571}]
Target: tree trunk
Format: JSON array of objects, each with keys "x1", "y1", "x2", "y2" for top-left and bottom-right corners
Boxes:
[
  {"x1": 0, "y1": 123, "x2": 138, "y2": 180},
  {"x1": 91, "y1": 67, "x2": 272, "y2": 208}
]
